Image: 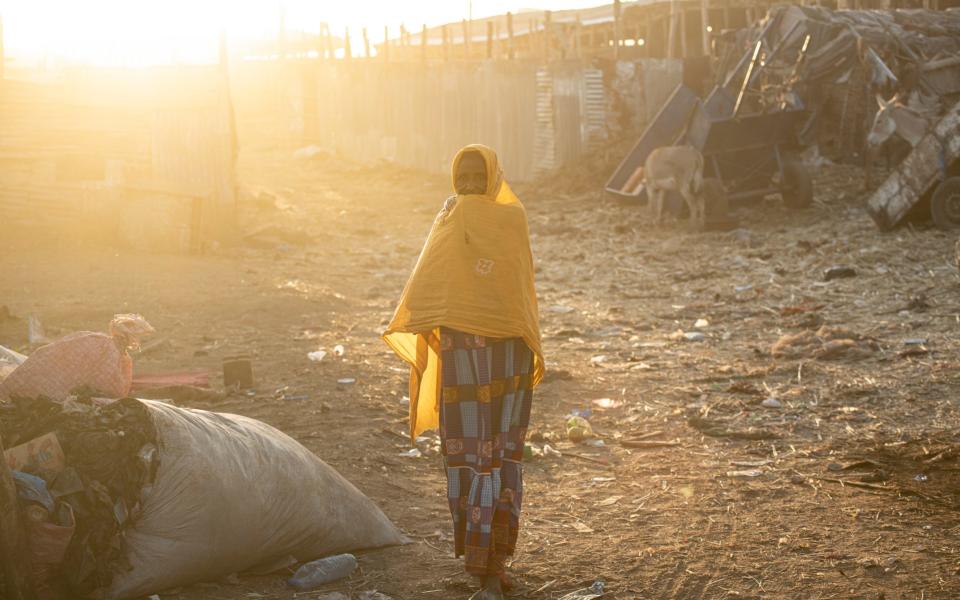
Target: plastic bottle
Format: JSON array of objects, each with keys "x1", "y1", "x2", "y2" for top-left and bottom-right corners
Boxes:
[{"x1": 287, "y1": 554, "x2": 358, "y2": 590}]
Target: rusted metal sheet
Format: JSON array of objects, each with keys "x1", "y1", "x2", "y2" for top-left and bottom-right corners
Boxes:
[{"x1": 866, "y1": 99, "x2": 960, "y2": 230}]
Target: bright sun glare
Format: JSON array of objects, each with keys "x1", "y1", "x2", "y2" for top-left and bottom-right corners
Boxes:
[{"x1": 2, "y1": 0, "x2": 601, "y2": 67}]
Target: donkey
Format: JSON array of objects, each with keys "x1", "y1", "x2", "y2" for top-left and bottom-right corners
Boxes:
[
  {"x1": 644, "y1": 145, "x2": 705, "y2": 228},
  {"x1": 867, "y1": 94, "x2": 932, "y2": 149}
]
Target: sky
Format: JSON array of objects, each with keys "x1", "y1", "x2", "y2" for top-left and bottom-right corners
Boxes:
[{"x1": 0, "y1": 0, "x2": 606, "y2": 66}]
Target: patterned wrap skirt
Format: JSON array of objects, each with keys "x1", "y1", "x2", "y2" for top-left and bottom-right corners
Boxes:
[{"x1": 439, "y1": 328, "x2": 534, "y2": 577}]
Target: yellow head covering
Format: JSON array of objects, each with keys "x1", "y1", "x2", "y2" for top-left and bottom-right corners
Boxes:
[{"x1": 383, "y1": 144, "x2": 544, "y2": 441}]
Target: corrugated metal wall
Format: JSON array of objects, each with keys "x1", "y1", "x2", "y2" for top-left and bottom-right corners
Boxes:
[{"x1": 244, "y1": 58, "x2": 685, "y2": 181}]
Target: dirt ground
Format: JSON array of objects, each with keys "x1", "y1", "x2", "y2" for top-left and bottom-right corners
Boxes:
[{"x1": 2, "y1": 137, "x2": 959, "y2": 600}]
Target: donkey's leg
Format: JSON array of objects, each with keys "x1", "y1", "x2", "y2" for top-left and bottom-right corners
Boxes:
[
  {"x1": 680, "y1": 186, "x2": 702, "y2": 230},
  {"x1": 651, "y1": 188, "x2": 663, "y2": 225}
]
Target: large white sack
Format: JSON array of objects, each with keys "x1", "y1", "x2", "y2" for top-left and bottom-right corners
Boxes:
[{"x1": 106, "y1": 400, "x2": 406, "y2": 599}]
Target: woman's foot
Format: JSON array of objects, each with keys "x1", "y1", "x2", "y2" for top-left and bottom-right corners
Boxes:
[{"x1": 468, "y1": 575, "x2": 504, "y2": 600}]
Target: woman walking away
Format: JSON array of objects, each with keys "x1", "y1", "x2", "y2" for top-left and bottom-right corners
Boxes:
[{"x1": 383, "y1": 144, "x2": 544, "y2": 599}]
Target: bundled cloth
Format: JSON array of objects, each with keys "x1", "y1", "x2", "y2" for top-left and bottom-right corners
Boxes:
[{"x1": 0, "y1": 315, "x2": 154, "y2": 401}]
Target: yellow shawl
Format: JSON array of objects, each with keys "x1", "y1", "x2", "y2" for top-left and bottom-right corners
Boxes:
[{"x1": 382, "y1": 144, "x2": 544, "y2": 441}]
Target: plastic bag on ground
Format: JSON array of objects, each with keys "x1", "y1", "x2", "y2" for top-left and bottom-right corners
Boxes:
[
  {"x1": 0, "y1": 315, "x2": 153, "y2": 401},
  {"x1": 105, "y1": 400, "x2": 406, "y2": 599},
  {"x1": 0, "y1": 344, "x2": 27, "y2": 382}
]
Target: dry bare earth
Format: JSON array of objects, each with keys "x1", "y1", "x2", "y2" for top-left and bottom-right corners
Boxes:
[{"x1": 1, "y1": 145, "x2": 958, "y2": 600}]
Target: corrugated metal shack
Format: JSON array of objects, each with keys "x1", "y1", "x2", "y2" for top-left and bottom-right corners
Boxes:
[{"x1": 0, "y1": 65, "x2": 237, "y2": 251}]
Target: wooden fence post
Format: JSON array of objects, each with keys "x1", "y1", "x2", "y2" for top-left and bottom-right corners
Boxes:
[
  {"x1": 575, "y1": 15, "x2": 583, "y2": 59},
  {"x1": 613, "y1": 0, "x2": 622, "y2": 59},
  {"x1": 442, "y1": 24, "x2": 450, "y2": 61},
  {"x1": 344, "y1": 27, "x2": 352, "y2": 61},
  {"x1": 462, "y1": 19, "x2": 470, "y2": 59},
  {"x1": 486, "y1": 21, "x2": 494, "y2": 59},
  {"x1": 325, "y1": 24, "x2": 334, "y2": 61},
  {"x1": 507, "y1": 12, "x2": 515, "y2": 60},
  {"x1": 701, "y1": 0, "x2": 711, "y2": 56},
  {"x1": 421, "y1": 24, "x2": 428, "y2": 63},
  {"x1": 278, "y1": 5, "x2": 287, "y2": 61},
  {"x1": 668, "y1": 0, "x2": 679, "y2": 59},
  {"x1": 544, "y1": 11, "x2": 552, "y2": 62},
  {"x1": 0, "y1": 433, "x2": 37, "y2": 600},
  {"x1": 0, "y1": 16, "x2": 5, "y2": 81},
  {"x1": 362, "y1": 28, "x2": 370, "y2": 59}
]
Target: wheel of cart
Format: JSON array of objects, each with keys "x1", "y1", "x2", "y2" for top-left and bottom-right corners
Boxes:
[{"x1": 931, "y1": 177, "x2": 960, "y2": 230}]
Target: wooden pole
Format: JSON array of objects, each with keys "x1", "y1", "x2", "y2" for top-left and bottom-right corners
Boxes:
[
  {"x1": 362, "y1": 28, "x2": 371, "y2": 59},
  {"x1": 421, "y1": 24, "x2": 428, "y2": 63},
  {"x1": 325, "y1": 24, "x2": 334, "y2": 61},
  {"x1": 495, "y1": 22, "x2": 501, "y2": 59},
  {"x1": 613, "y1": 0, "x2": 622, "y2": 60},
  {"x1": 507, "y1": 12, "x2": 515, "y2": 59},
  {"x1": 344, "y1": 27, "x2": 352, "y2": 61},
  {"x1": 463, "y1": 19, "x2": 470, "y2": 59},
  {"x1": 575, "y1": 15, "x2": 583, "y2": 59},
  {"x1": 680, "y1": 8, "x2": 688, "y2": 58},
  {"x1": 0, "y1": 16, "x2": 5, "y2": 81},
  {"x1": 219, "y1": 30, "x2": 229, "y2": 72},
  {"x1": 486, "y1": 21, "x2": 494, "y2": 59},
  {"x1": 278, "y1": 5, "x2": 287, "y2": 61},
  {"x1": 667, "y1": 0, "x2": 679, "y2": 59},
  {"x1": 382, "y1": 26, "x2": 389, "y2": 61},
  {"x1": 0, "y1": 433, "x2": 37, "y2": 600},
  {"x1": 442, "y1": 24, "x2": 450, "y2": 61},
  {"x1": 544, "y1": 11, "x2": 552, "y2": 63},
  {"x1": 701, "y1": 0, "x2": 710, "y2": 56}
]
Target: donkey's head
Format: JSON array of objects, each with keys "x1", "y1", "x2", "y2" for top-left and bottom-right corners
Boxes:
[{"x1": 867, "y1": 94, "x2": 898, "y2": 149}]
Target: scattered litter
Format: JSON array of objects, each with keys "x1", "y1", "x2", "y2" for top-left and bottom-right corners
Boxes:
[
  {"x1": 549, "y1": 305, "x2": 576, "y2": 314},
  {"x1": 683, "y1": 332, "x2": 706, "y2": 342},
  {"x1": 337, "y1": 377, "x2": 357, "y2": 385},
  {"x1": 571, "y1": 522, "x2": 594, "y2": 534},
  {"x1": 223, "y1": 356, "x2": 254, "y2": 389},
  {"x1": 308, "y1": 350, "x2": 328, "y2": 362},
  {"x1": 771, "y1": 326, "x2": 880, "y2": 360},
  {"x1": 585, "y1": 439, "x2": 606, "y2": 448},
  {"x1": 558, "y1": 580, "x2": 605, "y2": 600},
  {"x1": 333, "y1": 344, "x2": 346, "y2": 357},
  {"x1": 904, "y1": 338, "x2": 928, "y2": 346},
  {"x1": 359, "y1": 592, "x2": 394, "y2": 600},
  {"x1": 589, "y1": 355, "x2": 607, "y2": 364},
  {"x1": 914, "y1": 474, "x2": 929, "y2": 482},
  {"x1": 762, "y1": 397, "x2": 783, "y2": 409},
  {"x1": 694, "y1": 318, "x2": 709, "y2": 328},
  {"x1": 592, "y1": 398, "x2": 622, "y2": 409},
  {"x1": 569, "y1": 408, "x2": 593, "y2": 419},
  {"x1": 28, "y1": 314, "x2": 50, "y2": 345},
  {"x1": 595, "y1": 495, "x2": 622, "y2": 507},
  {"x1": 823, "y1": 266, "x2": 858, "y2": 281},
  {"x1": 292, "y1": 145, "x2": 327, "y2": 160},
  {"x1": 287, "y1": 554, "x2": 357, "y2": 590},
  {"x1": 735, "y1": 284, "x2": 754, "y2": 293},
  {"x1": 566, "y1": 416, "x2": 594, "y2": 442},
  {"x1": 727, "y1": 469, "x2": 765, "y2": 478},
  {"x1": 399, "y1": 448, "x2": 422, "y2": 458},
  {"x1": 542, "y1": 444, "x2": 562, "y2": 459}
]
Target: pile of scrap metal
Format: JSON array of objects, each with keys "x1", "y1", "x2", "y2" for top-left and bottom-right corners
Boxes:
[{"x1": 714, "y1": 6, "x2": 960, "y2": 161}]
